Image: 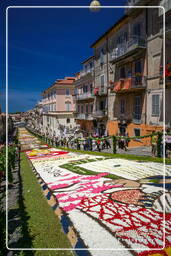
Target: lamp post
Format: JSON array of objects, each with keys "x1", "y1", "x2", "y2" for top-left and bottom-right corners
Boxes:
[{"x1": 89, "y1": 0, "x2": 101, "y2": 12}]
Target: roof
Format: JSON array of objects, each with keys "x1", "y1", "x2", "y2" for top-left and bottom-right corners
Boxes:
[
  {"x1": 81, "y1": 56, "x2": 94, "y2": 64},
  {"x1": 56, "y1": 77, "x2": 75, "y2": 85},
  {"x1": 90, "y1": 14, "x2": 128, "y2": 48},
  {"x1": 42, "y1": 77, "x2": 75, "y2": 94}
]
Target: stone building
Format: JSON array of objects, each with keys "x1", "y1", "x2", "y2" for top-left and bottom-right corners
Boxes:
[
  {"x1": 74, "y1": 56, "x2": 95, "y2": 135},
  {"x1": 91, "y1": 32, "x2": 109, "y2": 136},
  {"x1": 90, "y1": 0, "x2": 170, "y2": 146}
]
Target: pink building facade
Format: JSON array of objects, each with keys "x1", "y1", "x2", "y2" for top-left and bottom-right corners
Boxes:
[{"x1": 41, "y1": 77, "x2": 76, "y2": 137}]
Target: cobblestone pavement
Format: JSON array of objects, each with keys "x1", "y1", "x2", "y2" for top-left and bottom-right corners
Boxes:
[{"x1": 102, "y1": 146, "x2": 152, "y2": 156}]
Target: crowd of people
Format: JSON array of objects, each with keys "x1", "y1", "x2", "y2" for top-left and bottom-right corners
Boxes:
[
  {"x1": 151, "y1": 129, "x2": 171, "y2": 157},
  {"x1": 32, "y1": 128, "x2": 171, "y2": 158},
  {"x1": 45, "y1": 135, "x2": 112, "y2": 152}
]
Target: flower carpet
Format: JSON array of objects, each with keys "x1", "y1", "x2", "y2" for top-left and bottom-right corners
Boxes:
[
  {"x1": 18, "y1": 128, "x2": 48, "y2": 150},
  {"x1": 18, "y1": 128, "x2": 171, "y2": 256}
]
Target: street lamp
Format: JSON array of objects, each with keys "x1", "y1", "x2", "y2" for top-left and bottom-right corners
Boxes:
[{"x1": 89, "y1": 0, "x2": 101, "y2": 12}]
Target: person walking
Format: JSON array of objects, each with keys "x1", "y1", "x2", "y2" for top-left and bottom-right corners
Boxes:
[
  {"x1": 96, "y1": 139, "x2": 101, "y2": 152},
  {"x1": 105, "y1": 138, "x2": 111, "y2": 149},
  {"x1": 151, "y1": 132, "x2": 157, "y2": 157}
]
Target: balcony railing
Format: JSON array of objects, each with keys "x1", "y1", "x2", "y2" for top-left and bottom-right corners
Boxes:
[
  {"x1": 113, "y1": 76, "x2": 147, "y2": 92},
  {"x1": 133, "y1": 117, "x2": 141, "y2": 124},
  {"x1": 127, "y1": 0, "x2": 141, "y2": 6},
  {"x1": 94, "y1": 87, "x2": 107, "y2": 96},
  {"x1": 92, "y1": 109, "x2": 107, "y2": 118},
  {"x1": 74, "y1": 92, "x2": 94, "y2": 100},
  {"x1": 75, "y1": 113, "x2": 94, "y2": 120},
  {"x1": 110, "y1": 36, "x2": 146, "y2": 62},
  {"x1": 125, "y1": 0, "x2": 147, "y2": 14},
  {"x1": 99, "y1": 87, "x2": 107, "y2": 95},
  {"x1": 80, "y1": 69, "x2": 94, "y2": 78}
]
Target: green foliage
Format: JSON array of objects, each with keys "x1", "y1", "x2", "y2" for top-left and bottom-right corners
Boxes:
[
  {"x1": 157, "y1": 133, "x2": 162, "y2": 158},
  {"x1": 18, "y1": 153, "x2": 74, "y2": 253},
  {"x1": 0, "y1": 146, "x2": 16, "y2": 183},
  {"x1": 26, "y1": 127, "x2": 170, "y2": 163},
  {"x1": 112, "y1": 136, "x2": 117, "y2": 154},
  {"x1": 0, "y1": 209, "x2": 8, "y2": 256}
]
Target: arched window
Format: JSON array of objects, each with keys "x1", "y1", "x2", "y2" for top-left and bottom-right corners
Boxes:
[{"x1": 65, "y1": 101, "x2": 71, "y2": 111}]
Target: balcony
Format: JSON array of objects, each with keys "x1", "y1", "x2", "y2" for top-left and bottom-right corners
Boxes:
[
  {"x1": 94, "y1": 87, "x2": 107, "y2": 96},
  {"x1": 75, "y1": 113, "x2": 94, "y2": 120},
  {"x1": 79, "y1": 69, "x2": 94, "y2": 78},
  {"x1": 132, "y1": 118, "x2": 141, "y2": 124},
  {"x1": 160, "y1": 64, "x2": 171, "y2": 86},
  {"x1": 110, "y1": 36, "x2": 146, "y2": 63},
  {"x1": 74, "y1": 92, "x2": 94, "y2": 101},
  {"x1": 125, "y1": 0, "x2": 149, "y2": 14},
  {"x1": 92, "y1": 109, "x2": 107, "y2": 118},
  {"x1": 113, "y1": 76, "x2": 147, "y2": 93}
]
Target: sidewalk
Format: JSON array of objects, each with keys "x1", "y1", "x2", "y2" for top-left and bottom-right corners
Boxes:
[{"x1": 102, "y1": 146, "x2": 152, "y2": 157}]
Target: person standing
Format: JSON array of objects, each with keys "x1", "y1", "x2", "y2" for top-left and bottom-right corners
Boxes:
[
  {"x1": 151, "y1": 132, "x2": 157, "y2": 157},
  {"x1": 96, "y1": 139, "x2": 101, "y2": 152}
]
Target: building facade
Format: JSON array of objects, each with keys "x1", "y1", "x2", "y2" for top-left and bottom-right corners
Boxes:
[
  {"x1": 74, "y1": 56, "x2": 96, "y2": 135},
  {"x1": 91, "y1": 0, "x2": 171, "y2": 146},
  {"x1": 41, "y1": 77, "x2": 76, "y2": 138}
]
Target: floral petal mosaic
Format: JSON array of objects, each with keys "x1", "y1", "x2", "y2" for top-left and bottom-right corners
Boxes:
[{"x1": 18, "y1": 128, "x2": 171, "y2": 256}]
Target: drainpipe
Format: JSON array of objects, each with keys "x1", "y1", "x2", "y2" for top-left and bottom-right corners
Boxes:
[
  {"x1": 145, "y1": 7, "x2": 148, "y2": 125},
  {"x1": 106, "y1": 36, "x2": 109, "y2": 135}
]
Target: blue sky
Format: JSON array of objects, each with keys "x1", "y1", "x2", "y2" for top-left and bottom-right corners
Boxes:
[{"x1": 0, "y1": 0, "x2": 126, "y2": 113}]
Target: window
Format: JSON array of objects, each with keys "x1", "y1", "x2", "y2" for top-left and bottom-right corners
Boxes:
[
  {"x1": 117, "y1": 32, "x2": 128, "y2": 45},
  {"x1": 117, "y1": 35, "x2": 122, "y2": 45},
  {"x1": 152, "y1": 94, "x2": 160, "y2": 116},
  {"x1": 81, "y1": 105, "x2": 84, "y2": 113},
  {"x1": 120, "y1": 67, "x2": 126, "y2": 78},
  {"x1": 100, "y1": 49, "x2": 104, "y2": 64},
  {"x1": 133, "y1": 23, "x2": 141, "y2": 37},
  {"x1": 66, "y1": 89, "x2": 70, "y2": 96},
  {"x1": 123, "y1": 31, "x2": 128, "y2": 42},
  {"x1": 86, "y1": 104, "x2": 89, "y2": 113},
  {"x1": 77, "y1": 105, "x2": 80, "y2": 113},
  {"x1": 90, "y1": 84, "x2": 93, "y2": 93},
  {"x1": 90, "y1": 104, "x2": 93, "y2": 113},
  {"x1": 74, "y1": 88, "x2": 77, "y2": 95},
  {"x1": 135, "y1": 60, "x2": 142, "y2": 84},
  {"x1": 120, "y1": 99, "x2": 125, "y2": 114},
  {"x1": 83, "y1": 85, "x2": 88, "y2": 93},
  {"x1": 134, "y1": 128, "x2": 141, "y2": 137},
  {"x1": 67, "y1": 118, "x2": 70, "y2": 123},
  {"x1": 100, "y1": 75, "x2": 105, "y2": 86},
  {"x1": 100, "y1": 100, "x2": 106, "y2": 110},
  {"x1": 84, "y1": 64, "x2": 88, "y2": 72},
  {"x1": 90, "y1": 62, "x2": 93, "y2": 69},
  {"x1": 65, "y1": 102, "x2": 71, "y2": 111},
  {"x1": 135, "y1": 60, "x2": 142, "y2": 73},
  {"x1": 134, "y1": 96, "x2": 141, "y2": 120}
]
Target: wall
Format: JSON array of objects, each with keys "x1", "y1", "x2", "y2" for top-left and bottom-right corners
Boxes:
[
  {"x1": 107, "y1": 120, "x2": 163, "y2": 147},
  {"x1": 56, "y1": 88, "x2": 75, "y2": 112}
]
